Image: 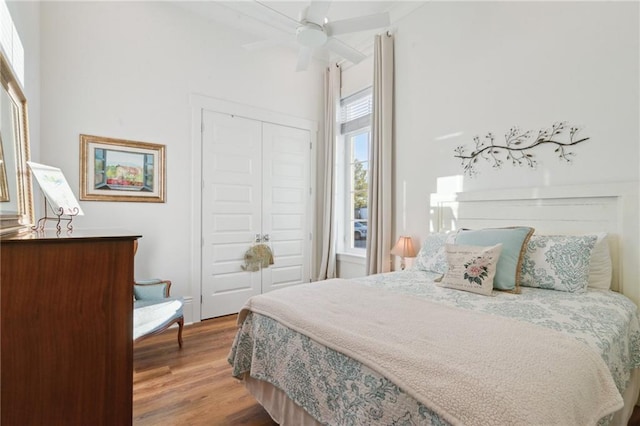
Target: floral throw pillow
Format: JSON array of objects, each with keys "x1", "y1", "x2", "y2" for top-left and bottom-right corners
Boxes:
[
  {"x1": 455, "y1": 226, "x2": 534, "y2": 292},
  {"x1": 438, "y1": 243, "x2": 503, "y2": 296},
  {"x1": 413, "y1": 232, "x2": 456, "y2": 274},
  {"x1": 520, "y1": 235, "x2": 598, "y2": 293}
]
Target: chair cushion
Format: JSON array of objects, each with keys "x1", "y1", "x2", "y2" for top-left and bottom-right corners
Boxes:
[{"x1": 133, "y1": 298, "x2": 183, "y2": 341}]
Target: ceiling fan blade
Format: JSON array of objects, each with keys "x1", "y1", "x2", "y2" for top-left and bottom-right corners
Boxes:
[
  {"x1": 305, "y1": 1, "x2": 331, "y2": 25},
  {"x1": 242, "y1": 35, "x2": 292, "y2": 51},
  {"x1": 254, "y1": 1, "x2": 301, "y2": 30},
  {"x1": 325, "y1": 12, "x2": 390, "y2": 36},
  {"x1": 296, "y1": 46, "x2": 313, "y2": 72},
  {"x1": 325, "y1": 37, "x2": 366, "y2": 64}
]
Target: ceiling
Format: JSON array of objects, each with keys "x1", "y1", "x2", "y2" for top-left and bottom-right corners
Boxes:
[{"x1": 173, "y1": 1, "x2": 426, "y2": 66}]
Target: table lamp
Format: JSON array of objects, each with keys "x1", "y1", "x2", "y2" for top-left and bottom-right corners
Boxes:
[{"x1": 391, "y1": 236, "x2": 416, "y2": 270}]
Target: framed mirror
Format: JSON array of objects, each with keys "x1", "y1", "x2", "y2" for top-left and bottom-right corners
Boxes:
[{"x1": 0, "y1": 51, "x2": 34, "y2": 234}]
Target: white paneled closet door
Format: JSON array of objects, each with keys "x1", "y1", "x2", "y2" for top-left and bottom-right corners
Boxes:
[
  {"x1": 262, "y1": 122, "x2": 311, "y2": 294},
  {"x1": 201, "y1": 110, "x2": 311, "y2": 319}
]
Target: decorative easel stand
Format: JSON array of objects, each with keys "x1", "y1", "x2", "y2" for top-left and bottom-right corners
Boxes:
[{"x1": 32, "y1": 196, "x2": 80, "y2": 235}]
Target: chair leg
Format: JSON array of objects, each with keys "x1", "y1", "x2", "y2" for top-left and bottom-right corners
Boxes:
[{"x1": 177, "y1": 316, "x2": 184, "y2": 348}]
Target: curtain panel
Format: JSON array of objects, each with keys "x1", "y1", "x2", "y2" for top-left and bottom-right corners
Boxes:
[
  {"x1": 317, "y1": 63, "x2": 341, "y2": 280},
  {"x1": 366, "y1": 33, "x2": 394, "y2": 275}
]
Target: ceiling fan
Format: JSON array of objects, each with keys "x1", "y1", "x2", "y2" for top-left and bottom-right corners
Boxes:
[{"x1": 245, "y1": 1, "x2": 391, "y2": 71}]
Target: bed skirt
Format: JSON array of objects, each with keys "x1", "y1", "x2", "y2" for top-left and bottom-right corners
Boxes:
[
  {"x1": 244, "y1": 374, "x2": 321, "y2": 426},
  {"x1": 244, "y1": 369, "x2": 640, "y2": 426}
]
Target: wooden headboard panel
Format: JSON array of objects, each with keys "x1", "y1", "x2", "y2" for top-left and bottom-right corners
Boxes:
[{"x1": 430, "y1": 182, "x2": 639, "y2": 304}]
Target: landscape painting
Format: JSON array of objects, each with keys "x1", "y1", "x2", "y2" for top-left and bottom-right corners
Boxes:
[{"x1": 80, "y1": 134, "x2": 165, "y2": 202}]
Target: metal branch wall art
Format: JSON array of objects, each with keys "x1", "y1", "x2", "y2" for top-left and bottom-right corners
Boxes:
[{"x1": 454, "y1": 122, "x2": 589, "y2": 176}]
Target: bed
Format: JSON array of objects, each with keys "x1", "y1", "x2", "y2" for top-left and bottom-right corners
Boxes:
[{"x1": 228, "y1": 182, "x2": 640, "y2": 425}]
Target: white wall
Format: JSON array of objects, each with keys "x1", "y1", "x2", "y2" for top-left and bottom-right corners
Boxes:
[
  {"x1": 342, "y1": 1, "x2": 639, "y2": 276},
  {"x1": 11, "y1": 1, "x2": 640, "y2": 308},
  {"x1": 341, "y1": 55, "x2": 373, "y2": 98},
  {"x1": 37, "y1": 1, "x2": 324, "y2": 322},
  {"x1": 394, "y1": 1, "x2": 638, "y2": 240}
]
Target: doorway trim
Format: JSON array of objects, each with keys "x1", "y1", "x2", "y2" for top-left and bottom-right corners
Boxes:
[{"x1": 189, "y1": 94, "x2": 318, "y2": 322}]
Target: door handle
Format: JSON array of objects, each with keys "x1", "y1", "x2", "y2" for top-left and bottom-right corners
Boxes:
[{"x1": 262, "y1": 234, "x2": 270, "y2": 242}]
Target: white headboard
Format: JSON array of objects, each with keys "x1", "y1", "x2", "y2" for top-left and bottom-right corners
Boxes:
[{"x1": 430, "y1": 182, "x2": 639, "y2": 305}]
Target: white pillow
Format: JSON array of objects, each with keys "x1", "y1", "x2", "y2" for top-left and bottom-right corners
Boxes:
[
  {"x1": 588, "y1": 233, "x2": 613, "y2": 290},
  {"x1": 438, "y1": 243, "x2": 502, "y2": 296}
]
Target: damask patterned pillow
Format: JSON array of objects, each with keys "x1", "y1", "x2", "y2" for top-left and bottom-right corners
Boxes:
[
  {"x1": 520, "y1": 234, "x2": 598, "y2": 293},
  {"x1": 438, "y1": 243, "x2": 502, "y2": 296},
  {"x1": 412, "y1": 232, "x2": 456, "y2": 274}
]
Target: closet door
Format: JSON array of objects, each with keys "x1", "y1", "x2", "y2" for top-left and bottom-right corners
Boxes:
[
  {"x1": 201, "y1": 111, "x2": 263, "y2": 319},
  {"x1": 201, "y1": 111, "x2": 312, "y2": 319},
  {"x1": 261, "y1": 122, "x2": 311, "y2": 293}
]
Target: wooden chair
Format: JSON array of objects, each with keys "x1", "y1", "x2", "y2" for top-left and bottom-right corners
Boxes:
[{"x1": 133, "y1": 279, "x2": 184, "y2": 348}]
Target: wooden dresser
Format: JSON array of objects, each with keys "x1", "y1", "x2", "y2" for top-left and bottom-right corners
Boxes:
[{"x1": 1, "y1": 230, "x2": 140, "y2": 425}]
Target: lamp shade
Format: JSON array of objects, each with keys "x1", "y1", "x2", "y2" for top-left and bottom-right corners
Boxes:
[{"x1": 390, "y1": 236, "x2": 416, "y2": 258}]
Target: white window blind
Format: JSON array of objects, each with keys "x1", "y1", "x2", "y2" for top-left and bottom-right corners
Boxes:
[
  {"x1": 0, "y1": 0, "x2": 24, "y2": 86},
  {"x1": 340, "y1": 87, "x2": 372, "y2": 134}
]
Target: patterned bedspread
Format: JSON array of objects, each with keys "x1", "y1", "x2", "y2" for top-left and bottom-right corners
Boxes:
[{"x1": 229, "y1": 270, "x2": 640, "y2": 426}]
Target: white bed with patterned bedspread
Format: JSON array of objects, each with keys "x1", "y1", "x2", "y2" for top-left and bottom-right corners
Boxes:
[
  {"x1": 229, "y1": 270, "x2": 640, "y2": 425},
  {"x1": 228, "y1": 183, "x2": 640, "y2": 425}
]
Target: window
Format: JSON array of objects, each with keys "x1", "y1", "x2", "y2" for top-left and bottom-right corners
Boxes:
[
  {"x1": 0, "y1": 0, "x2": 25, "y2": 86},
  {"x1": 338, "y1": 88, "x2": 372, "y2": 254}
]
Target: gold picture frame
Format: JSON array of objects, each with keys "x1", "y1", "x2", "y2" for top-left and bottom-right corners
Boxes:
[
  {"x1": 0, "y1": 52, "x2": 34, "y2": 235},
  {"x1": 80, "y1": 134, "x2": 166, "y2": 202},
  {"x1": 0, "y1": 133, "x2": 10, "y2": 202}
]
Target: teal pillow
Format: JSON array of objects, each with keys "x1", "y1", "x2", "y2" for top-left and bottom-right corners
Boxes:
[
  {"x1": 455, "y1": 227, "x2": 534, "y2": 292},
  {"x1": 133, "y1": 280, "x2": 168, "y2": 300}
]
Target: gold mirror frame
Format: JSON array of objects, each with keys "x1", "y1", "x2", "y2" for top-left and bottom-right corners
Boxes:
[{"x1": 0, "y1": 51, "x2": 34, "y2": 235}]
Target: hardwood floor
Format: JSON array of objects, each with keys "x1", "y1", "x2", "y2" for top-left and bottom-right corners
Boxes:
[
  {"x1": 136, "y1": 314, "x2": 640, "y2": 426},
  {"x1": 630, "y1": 406, "x2": 640, "y2": 426},
  {"x1": 133, "y1": 314, "x2": 276, "y2": 426}
]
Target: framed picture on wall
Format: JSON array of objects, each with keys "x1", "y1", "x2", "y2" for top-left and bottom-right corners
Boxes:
[{"x1": 80, "y1": 134, "x2": 166, "y2": 202}]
